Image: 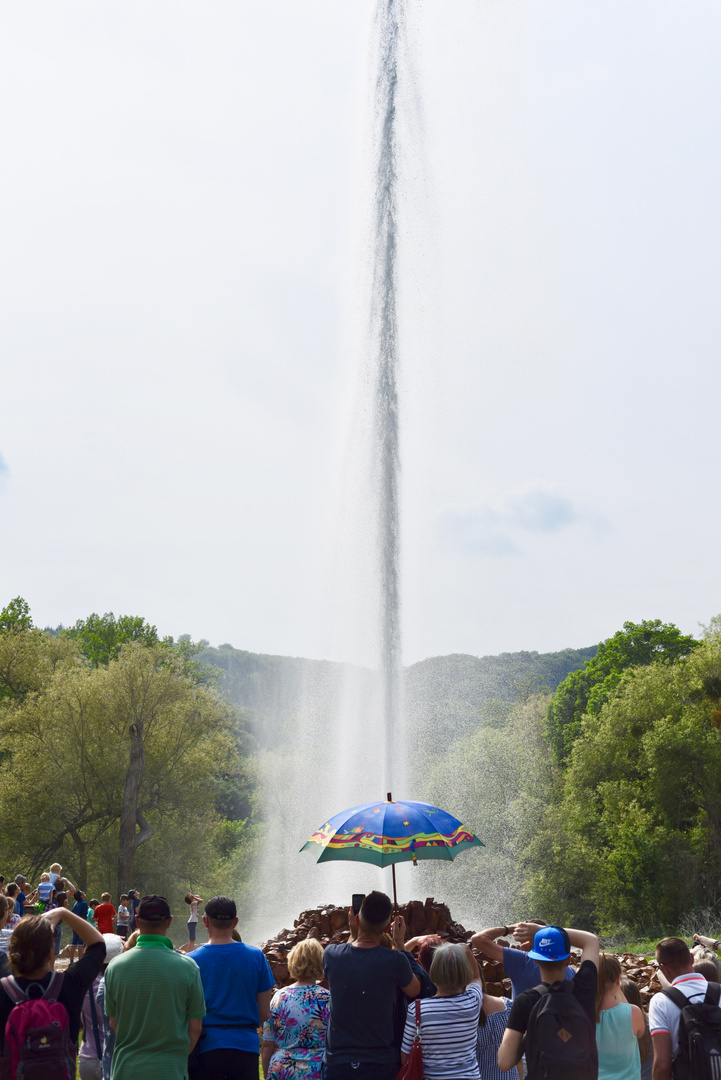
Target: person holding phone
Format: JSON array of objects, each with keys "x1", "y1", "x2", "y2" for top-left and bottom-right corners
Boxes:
[{"x1": 322, "y1": 890, "x2": 420, "y2": 1080}]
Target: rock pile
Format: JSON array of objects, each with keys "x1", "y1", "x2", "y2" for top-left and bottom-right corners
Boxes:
[{"x1": 261, "y1": 901, "x2": 663, "y2": 1009}]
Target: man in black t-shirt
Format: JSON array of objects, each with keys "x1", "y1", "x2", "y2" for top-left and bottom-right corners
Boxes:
[
  {"x1": 322, "y1": 891, "x2": 420, "y2": 1080},
  {"x1": 497, "y1": 924, "x2": 599, "y2": 1078}
]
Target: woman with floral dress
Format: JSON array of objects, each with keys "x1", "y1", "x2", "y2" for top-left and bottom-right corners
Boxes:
[{"x1": 261, "y1": 937, "x2": 330, "y2": 1079}]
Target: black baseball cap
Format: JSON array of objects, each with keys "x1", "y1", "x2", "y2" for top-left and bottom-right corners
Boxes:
[
  {"x1": 137, "y1": 894, "x2": 171, "y2": 922},
  {"x1": 205, "y1": 896, "x2": 237, "y2": 921}
]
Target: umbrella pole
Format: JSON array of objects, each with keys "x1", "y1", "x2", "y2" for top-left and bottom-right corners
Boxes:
[{"x1": 391, "y1": 862, "x2": 398, "y2": 913}]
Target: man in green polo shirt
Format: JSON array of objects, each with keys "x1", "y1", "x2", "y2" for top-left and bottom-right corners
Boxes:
[{"x1": 105, "y1": 893, "x2": 206, "y2": 1080}]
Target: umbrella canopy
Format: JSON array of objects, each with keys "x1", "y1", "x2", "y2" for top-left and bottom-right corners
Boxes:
[{"x1": 300, "y1": 797, "x2": 483, "y2": 869}]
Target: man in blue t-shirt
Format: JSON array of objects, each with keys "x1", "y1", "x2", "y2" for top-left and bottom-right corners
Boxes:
[
  {"x1": 323, "y1": 890, "x2": 420, "y2": 1080},
  {"x1": 189, "y1": 895, "x2": 274, "y2": 1080},
  {"x1": 470, "y1": 921, "x2": 575, "y2": 998}
]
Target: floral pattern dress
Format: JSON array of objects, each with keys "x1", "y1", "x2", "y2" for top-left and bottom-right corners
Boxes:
[{"x1": 262, "y1": 983, "x2": 330, "y2": 1080}]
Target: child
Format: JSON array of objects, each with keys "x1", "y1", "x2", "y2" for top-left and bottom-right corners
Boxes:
[
  {"x1": 87, "y1": 899, "x2": 99, "y2": 928},
  {"x1": 116, "y1": 894, "x2": 131, "y2": 940},
  {"x1": 93, "y1": 893, "x2": 117, "y2": 936},
  {"x1": 34, "y1": 872, "x2": 56, "y2": 912},
  {"x1": 0, "y1": 897, "x2": 11, "y2": 976},
  {"x1": 185, "y1": 892, "x2": 203, "y2": 951}
]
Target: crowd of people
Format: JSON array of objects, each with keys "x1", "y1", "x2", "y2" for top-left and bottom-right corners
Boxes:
[{"x1": 0, "y1": 871, "x2": 719, "y2": 1079}]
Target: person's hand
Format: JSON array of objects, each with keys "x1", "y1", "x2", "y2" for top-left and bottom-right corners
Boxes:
[
  {"x1": 346, "y1": 907, "x2": 358, "y2": 941},
  {"x1": 512, "y1": 921, "x2": 542, "y2": 944},
  {"x1": 391, "y1": 915, "x2": 407, "y2": 951}
]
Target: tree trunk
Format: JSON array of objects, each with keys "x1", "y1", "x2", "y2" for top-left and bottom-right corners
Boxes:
[
  {"x1": 117, "y1": 722, "x2": 145, "y2": 895},
  {"x1": 68, "y1": 828, "x2": 88, "y2": 891}
]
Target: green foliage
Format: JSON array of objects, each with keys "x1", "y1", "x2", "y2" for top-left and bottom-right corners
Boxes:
[
  {"x1": 529, "y1": 624, "x2": 721, "y2": 933},
  {"x1": 64, "y1": 611, "x2": 169, "y2": 666},
  {"x1": 546, "y1": 620, "x2": 697, "y2": 763},
  {"x1": 0, "y1": 597, "x2": 33, "y2": 632}
]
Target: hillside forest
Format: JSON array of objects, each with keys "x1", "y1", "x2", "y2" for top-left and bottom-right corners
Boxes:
[{"x1": 1, "y1": 595, "x2": 719, "y2": 939}]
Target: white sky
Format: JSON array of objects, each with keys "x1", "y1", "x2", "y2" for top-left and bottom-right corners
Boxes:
[{"x1": 2, "y1": 1, "x2": 720, "y2": 664}]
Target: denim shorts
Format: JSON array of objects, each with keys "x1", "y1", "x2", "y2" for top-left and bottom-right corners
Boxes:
[
  {"x1": 71, "y1": 931, "x2": 85, "y2": 947},
  {"x1": 188, "y1": 920, "x2": 197, "y2": 941}
]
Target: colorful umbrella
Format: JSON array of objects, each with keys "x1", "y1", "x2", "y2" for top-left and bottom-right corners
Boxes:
[{"x1": 300, "y1": 792, "x2": 483, "y2": 907}]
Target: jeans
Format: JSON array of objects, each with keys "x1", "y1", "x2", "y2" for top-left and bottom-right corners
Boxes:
[{"x1": 191, "y1": 1049, "x2": 259, "y2": 1080}]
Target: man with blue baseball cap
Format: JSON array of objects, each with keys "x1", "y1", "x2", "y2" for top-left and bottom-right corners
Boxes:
[
  {"x1": 497, "y1": 924, "x2": 599, "y2": 1078},
  {"x1": 471, "y1": 920, "x2": 576, "y2": 998}
]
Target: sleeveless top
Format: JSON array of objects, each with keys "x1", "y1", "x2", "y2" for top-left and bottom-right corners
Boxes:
[{"x1": 596, "y1": 1002, "x2": 641, "y2": 1080}]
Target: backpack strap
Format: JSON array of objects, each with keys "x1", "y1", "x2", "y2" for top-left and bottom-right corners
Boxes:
[
  {"x1": 0, "y1": 977, "x2": 27, "y2": 1006},
  {"x1": 705, "y1": 982, "x2": 721, "y2": 1006},
  {"x1": 662, "y1": 987, "x2": 690, "y2": 1011},
  {"x1": 43, "y1": 971, "x2": 64, "y2": 1002}
]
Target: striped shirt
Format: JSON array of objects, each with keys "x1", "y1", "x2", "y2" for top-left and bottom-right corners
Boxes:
[{"x1": 401, "y1": 982, "x2": 483, "y2": 1080}]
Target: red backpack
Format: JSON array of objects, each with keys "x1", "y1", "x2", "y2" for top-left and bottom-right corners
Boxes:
[{"x1": 0, "y1": 972, "x2": 76, "y2": 1080}]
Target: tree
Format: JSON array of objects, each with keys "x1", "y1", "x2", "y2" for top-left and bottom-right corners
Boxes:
[
  {"x1": 530, "y1": 622, "x2": 721, "y2": 932},
  {"x1": 0, "y1": 641, "x2": 237, "y2": 894},
  {"x1": 546, "y1": 620, "x2": 697, "y2": 763},
  {"x1": 64, "y1": 612, "x2": 169, "y2": 667},
  {"x1": 0, "y1": 597, "x2": 33, "y2": 632}
]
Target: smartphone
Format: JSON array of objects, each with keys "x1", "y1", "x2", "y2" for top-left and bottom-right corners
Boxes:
[{"x1": 352, "y1": 893, "x2": 365, "y2": 916}]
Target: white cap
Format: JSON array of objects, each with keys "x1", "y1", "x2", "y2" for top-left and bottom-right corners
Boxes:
[{"x1": 102, "y1": 934, "x2": 125, "y2": 963}]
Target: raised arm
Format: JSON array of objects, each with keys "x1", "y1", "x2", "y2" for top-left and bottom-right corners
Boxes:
[
  {"x1": 470, "y1": 926, "x2": 512, "y2": 964},
  {"x1": 565, "y1": 927, "x2": 600, "y2": 968}
]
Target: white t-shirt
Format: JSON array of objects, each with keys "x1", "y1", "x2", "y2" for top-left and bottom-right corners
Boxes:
[
  {"x1": 401, "y1": 982, "x2": 483, "y2": 1080},
  {"x1": 649, "y1": 973, "x2": 709, "y2": 1058},
  {"x1": 0, "y1": 928, "x2": 13, "y2": 955},
  {"x1": 188, "y1": 901, "x2": 199, "y2": 923}
]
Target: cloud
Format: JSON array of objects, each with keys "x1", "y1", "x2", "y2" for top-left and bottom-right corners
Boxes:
[
  {"x1": 441, "y1": 484, "x2": 588, "y2": 557},
  {"x1": 0, "y1": 454, "x2": 7, "y2": 477}
]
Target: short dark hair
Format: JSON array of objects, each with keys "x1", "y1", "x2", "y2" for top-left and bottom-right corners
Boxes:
[
  {"x1": 359, "y1": 891, "x2": 392, "y2": 932},
  {"x1": 6, "y1": 883, "x2": 18, "y2": 898},
  {"x1": 657, "y1": 936, "x2": 693, "y2": 971},
  {"x1": 694, "y1": 959, "x2": 720, "y2": 982}
]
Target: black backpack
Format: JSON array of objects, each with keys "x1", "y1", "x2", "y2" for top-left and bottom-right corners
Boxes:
[
  {"x1": 662, "y1": 982, "x2": 721, "y2": 1080},
  {"x1": 525, "y1": 980, "x2": 597, "y2": 1080}
]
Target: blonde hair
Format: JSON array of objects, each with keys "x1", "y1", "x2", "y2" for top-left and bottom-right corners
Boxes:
[
  {"x1": 50, "y1": 864, "x2": 62, "y2": 874},
  {"x1": 40, "y1": 873, "x2": 50, "y2": 882},
  {"x1": 288, "y1": 938, "x2": 324, "y2": 982},
  {"x1": 101, "y1": 892, "x2": 111, "y2": 903},
  {"x1": 429, "y1": 943, "x2": 473, "y2": 994}
]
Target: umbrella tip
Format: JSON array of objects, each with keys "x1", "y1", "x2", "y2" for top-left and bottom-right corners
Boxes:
[{"x1": 387, "y1": 791, "x2": 392, "y2": 802}]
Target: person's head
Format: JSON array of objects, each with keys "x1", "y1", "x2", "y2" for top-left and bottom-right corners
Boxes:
[
  {"x1": 656, "y1": 936, "x2": 694, "y2": 979},
  {"x1": 184, "y1": 894, "x2": 194, "y2": 905},
  {"x1": 203, "y1": 896, "x2": 238, "y2": 936},
  {"x1": 89, "y1": 899, "x2": 99, "y2": 909},
  {"x1": 596, "y1": 953, "x2": 622, "y2": 1020},
  {"x1": 288, "y1": 938, "x2": 324, "y2": 982},
  {"x1": 55, "y1": 891, "x2": 67, "y2": 909},
  {"x1": 120, "y1": 894, "x2": 129, "y2": 905},
  {"x1": 620, "y1": 977, "x2": 652, "y2": 1062},
  {"x1": 102, "y1": 934, "x2": 125, "y2": 969},
  {"x1": 136, "y1": 895, "x2": 172, "y2": 934},
  {"x1": 429, "y1": 943, "x2": 474, "y2": 995},
  {"x1": 39, "y1": 873, "x2": 50, "y2": 883},
  {"x1": 528, "y1": 925, "x2": 572, "y2": 983},
  {"x1": 101, "y1": 892, "x2": 111, "y2": 904},
  {"x1": 0, "y1": 896, "x2": 8, "y2": 928},
  {"x1": 417, "y1": 935, "x2": 442, "y2": 974},
  {"x1": 694, "y1": 959, "x2": 719, "y2": 982},
  {"x1": 14, "y1": 875, "x2": 27, "y2": 888},
  {"x1": 73, "y1": 890, "x2": 85, "y2": 903},
  {"x1": 9, "y1": 915, "x2": 55, "y2": 977},
  {"x1": 6, "y1": 883, "x2": 18, "y2": 899},
  {"x1": 50, "y1": 863, "x2": 62, "y2": 875},
  {"x1": 358, "y1": 891, "x2": 392, "y2": 936}
]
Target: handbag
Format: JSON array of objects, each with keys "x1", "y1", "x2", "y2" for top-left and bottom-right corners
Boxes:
[{"x1": 396, "y1": 998, "x2": 423, "y2": 1080}]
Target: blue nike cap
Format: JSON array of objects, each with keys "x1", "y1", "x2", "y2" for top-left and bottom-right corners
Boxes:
[{"x1": 527, "y1": 925, "x2": 571, "y2": 962}]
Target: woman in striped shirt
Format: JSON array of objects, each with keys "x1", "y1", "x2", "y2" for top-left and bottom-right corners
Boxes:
[{"x1": 401, "y1": 943, "x2": 483, "y2": 1080}]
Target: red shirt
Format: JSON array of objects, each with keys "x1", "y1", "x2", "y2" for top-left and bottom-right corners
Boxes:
[{"x1": 93, "y1": 903, "x2": 116, "y2": 935}]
